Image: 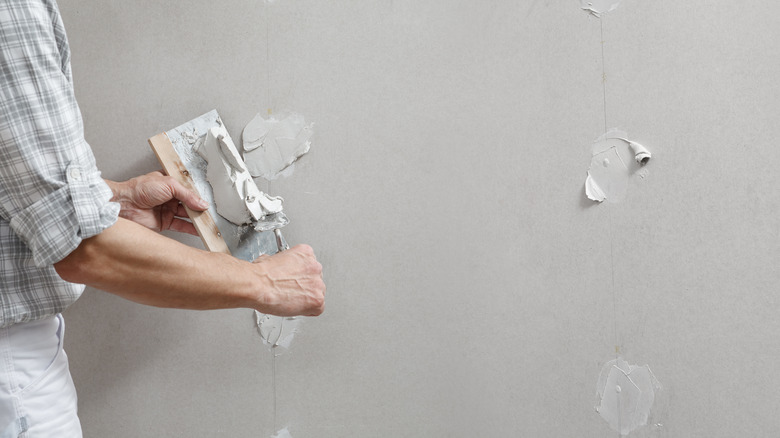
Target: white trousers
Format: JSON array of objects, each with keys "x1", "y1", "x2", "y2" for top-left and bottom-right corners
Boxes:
[{"x1": 0, "y1": 315, "x2": 82, "y2": 437}]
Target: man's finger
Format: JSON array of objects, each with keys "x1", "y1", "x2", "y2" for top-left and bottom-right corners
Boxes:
[{"x1": 167, "y1": 178, "x2": 209, "y2": 211}]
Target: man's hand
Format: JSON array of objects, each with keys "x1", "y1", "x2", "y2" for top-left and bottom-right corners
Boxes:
[
  {"x1": 251, "y1": 245, "x2": 326, "y2": 316},
  {"x1": 105, "y1": 171, "x2": 209, "y2": 236}
]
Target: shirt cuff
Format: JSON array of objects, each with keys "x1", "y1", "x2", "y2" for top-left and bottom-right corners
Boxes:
[{"x1": 9, "y1": 164, "x2": 120, "y2": 268}]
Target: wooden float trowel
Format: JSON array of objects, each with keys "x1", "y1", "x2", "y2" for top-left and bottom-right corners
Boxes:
[{"x1": 148, "y1": 110, "x2": 287, "y2": 261}]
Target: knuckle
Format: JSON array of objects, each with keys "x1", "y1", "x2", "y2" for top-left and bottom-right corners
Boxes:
[
  {"x1": 164, "y1": 175, "x2": 181, "y2": 189},
  {"x1": 311, "y1": 297, "x2": 325, "y2": 315},
  {"x1": 296, "y1": 244, "x2": 314, "y2": 256}
]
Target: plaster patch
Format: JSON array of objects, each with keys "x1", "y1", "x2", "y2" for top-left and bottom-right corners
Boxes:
[
  {"x1": 194, "y1": 125, "x2": 284, "y2": 226},
  {"x1": 242, "y1": 112, "x2": 313, "y2": 180},
  {"x1": 271, "y1": 427, "x2": 292, "y2": 438},
  {"x1": 596, "y1": 357, "x2": 661, "y2": 436},
  {"x1": 580, "y1": 0, "x2": 622, "y2": 17},
  {"x1": 255, "y1": 311, "x2": 301, "y2": 349},
  {"x1": 584, "y1": 129, "x2": 650, "y2": 203}
]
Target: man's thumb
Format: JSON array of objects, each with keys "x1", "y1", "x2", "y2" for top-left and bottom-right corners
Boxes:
[{"x1": 170, "y1": 179, "x2": 209, "y2": 211}]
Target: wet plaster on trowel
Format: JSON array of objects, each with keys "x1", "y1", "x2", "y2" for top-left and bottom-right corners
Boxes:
[
  {"x1": 194, "y1": 125, "x2": 285, "y2": 226},
  {"x1": 242, "y1": 112, "x2": 313, "y2": 181},
  {"x1": 596, "y1": 358, "x2": 661, "y2": 435},
  {"x1": 580, "y1": 0, "x2": 623, "y2": 17},
  {"x1": 584, "y1": 129, "x2": 651, "y2": 203}
]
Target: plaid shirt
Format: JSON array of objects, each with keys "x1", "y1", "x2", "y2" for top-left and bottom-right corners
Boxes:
[{"x1": 0, "y1": 0, "x2": 119, "y2": 327}]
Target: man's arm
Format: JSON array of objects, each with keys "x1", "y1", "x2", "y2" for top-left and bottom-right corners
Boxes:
[{"x1": 53, "y1": 217, "x2": 325, "y2": 316}]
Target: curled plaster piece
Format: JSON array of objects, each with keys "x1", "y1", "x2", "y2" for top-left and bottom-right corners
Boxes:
[
  {"x1": 580, "y1": 0, "x2": 622, "y2": 17},
  {"x1": 271, "y1": 427, "x2": 292, "y2": 438},
  {"x1": 255, "y1": 311, "x2": 301, "y2": 350},
  {"x1": 584, "y1": 129, "x2": 651, "y2": 203},
  {"x1": 194, "y1": 125, "x2": 284, "y2": 226},
  {"x1": 596, "y1": 357, "x2": 661, "y2": 436},
  {"x1": 625, "y1": 140, "x2": 651, "y2": 164},
  {"x1": 242, "y1": 112, "x2": 314, "y2": 181}
]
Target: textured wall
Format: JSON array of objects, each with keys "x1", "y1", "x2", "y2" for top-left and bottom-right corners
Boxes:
[{"x1": 59, "y1": 1, "x2": 780, "y2": 436}]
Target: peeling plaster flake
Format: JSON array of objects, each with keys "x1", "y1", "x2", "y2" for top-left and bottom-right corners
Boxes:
[
  {"x1": 242, "y1": 112, "x2": 313, "y2": 181},
  {"x1": 580, "y1": 0, "x2": 622, "y2": 17},
  {"x1": 596, "y1": 358, "x2": 661, "y2": 436},
  {"x1": 255, "y1": 311, "x2": 301, "y2": 349}
]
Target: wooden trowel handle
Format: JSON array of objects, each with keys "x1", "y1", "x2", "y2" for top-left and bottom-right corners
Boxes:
[{"x1": 148, "y1": 132, "x2": 231, "y2": 254}]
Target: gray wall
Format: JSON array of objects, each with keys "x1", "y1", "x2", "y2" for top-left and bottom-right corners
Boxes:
[{"x1": 59, "y1": 1, "x2": 780, "y2": 436}]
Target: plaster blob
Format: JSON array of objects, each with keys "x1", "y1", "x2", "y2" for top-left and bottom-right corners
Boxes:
[
  {"x1": 194, "y1": 125, "x2": 284, "y2": 226},
  {"x1": 596, "y1": 358, "x2": 661, "y2": 436},
  {"x1": 584, "y1": 129, "x2": 651, "y2": 203},
  {"x1": 580, "y1": 0, "x2": 622, "y2": 17},
  {"x1": 242, "y1": 112, "x2": 313, "y2": 180},
  {"x1": 627, "y1": 141, "x2": 651, "y2": 164},
  {"x1": 255, "y1": 311, "x2": 301, "y2": 350},
  {"x1": 271, "y1": 428, "x2": 292, "y2": 438}
]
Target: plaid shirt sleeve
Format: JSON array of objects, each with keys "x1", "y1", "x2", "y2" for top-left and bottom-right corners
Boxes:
[{"x1": 0, "y1": 0, "x2": 119, "y2": 268}]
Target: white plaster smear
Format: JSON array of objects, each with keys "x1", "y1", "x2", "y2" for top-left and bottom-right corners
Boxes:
[
  {"x1": 580, "y1": 0, "x2": 622, "y2": 17},
  {"x1": 596, "y1": 357, "x2": 661, "y2": 436},
  {"x1": 255, "y1": 311, "x2": 301, "y2": 350},
  {"x1": 584, "y1": 129, "x2": 651, "y2": 203},
  {"x1": 194, "y1": 125, "x2": 284, "y2": 225},
  {"x1": 271, "y1": 427, "x2": 292, "y2": 438},
  {"x1": 242, "y1": 112, "x2": 313, "y2": 181}
]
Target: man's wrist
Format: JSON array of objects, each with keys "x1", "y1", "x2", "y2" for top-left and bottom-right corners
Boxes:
[{"x1": 104, "y1": 179, "x2": 132, "y2": 203}]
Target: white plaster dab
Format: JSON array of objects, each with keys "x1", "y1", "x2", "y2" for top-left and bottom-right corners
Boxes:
[
  {"x1": 271, "y1": 427, "x2": 292, "y2": 438},
  {"x1": 194, "y1": 125, "x2": 284, "y2": 226},
  {"x1": 580, "y1": 0, "x2": 622, "y2": 17},
  {"x1": 584, "y1": 129, "x2": 651, "y2": 203},
  {"x1": 242, "y1": 112, "x2": 313, "y2": 181},
  {"x1": 181, "y1": 128, "x2": 199, "y2": 145},
  {"x1": 255, "y1": 311, "x2": 301, "y2": 350},
  {"x1": 596, "y1": 357, "x2": 661, "y2": 436}
]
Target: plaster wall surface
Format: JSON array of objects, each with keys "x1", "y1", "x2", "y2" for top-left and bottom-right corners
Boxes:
[{"x1": 60, "y1": 1, "x2": 780, "y2": 436}]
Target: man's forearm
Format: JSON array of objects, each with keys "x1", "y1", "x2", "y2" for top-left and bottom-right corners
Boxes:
[
  {"x1": 54, "y1": 217, "x2": 325, "y2": 316},
  {"x1": 54, "y1": 218, "x2": 261, "y2": 310}
]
